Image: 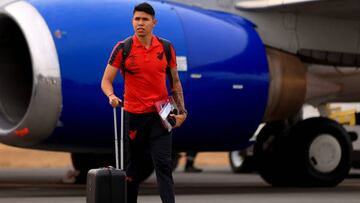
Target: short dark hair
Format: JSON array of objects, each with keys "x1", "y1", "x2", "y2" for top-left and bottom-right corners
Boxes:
[{"x1": 133, "y1": 2, "x2": 155, "y2": 17}]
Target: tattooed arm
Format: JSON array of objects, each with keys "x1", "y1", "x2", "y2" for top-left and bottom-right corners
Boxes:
[{"x1": 169, "y1": 68, "x2": 187, "y2": 128}]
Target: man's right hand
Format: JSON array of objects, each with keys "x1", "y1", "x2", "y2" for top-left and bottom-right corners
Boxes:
[{"x1": 108, "y1": 94, "x2": 122, "y2": 107}]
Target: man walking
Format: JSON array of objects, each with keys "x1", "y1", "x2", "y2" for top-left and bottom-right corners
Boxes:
[
  {"x1": 184, "y1": 151, "x2": 203, "y2": 173},
  {"x1": 101, "y1": 2, "x2": 187, "y2": 203}
]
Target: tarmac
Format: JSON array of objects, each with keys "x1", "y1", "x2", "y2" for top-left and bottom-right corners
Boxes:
[{"x1": 0, "y1": 166, "x2": 360, "y2": 203}]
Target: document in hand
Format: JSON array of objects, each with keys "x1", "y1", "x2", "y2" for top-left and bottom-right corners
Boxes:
[{"x1": 154, "y1": 96, "x2": 178, "y2": 132}]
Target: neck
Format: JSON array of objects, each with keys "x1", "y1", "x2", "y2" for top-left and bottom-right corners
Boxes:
[{"x1": 136, "y1": 34, "x2": 153, "y2": 49}]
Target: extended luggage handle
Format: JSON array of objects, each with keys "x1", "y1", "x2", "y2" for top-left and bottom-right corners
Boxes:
[{"x1": 113, "y1": 106, "x2": 124, "y2": 170}]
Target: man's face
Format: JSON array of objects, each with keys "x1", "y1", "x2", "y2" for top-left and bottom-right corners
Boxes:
[{"x1": 132, "y1": 11, "x2": 157, "y2": 38}]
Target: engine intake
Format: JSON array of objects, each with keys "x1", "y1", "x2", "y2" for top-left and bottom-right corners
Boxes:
[{"x1": 0, "y1": 1, "x2": 61, "y2": 147}]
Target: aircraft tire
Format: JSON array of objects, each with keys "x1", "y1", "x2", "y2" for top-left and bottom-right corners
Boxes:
[
  {"x1": 71, "y1": 153, "x2": 99, "y2": 184},
  {"x1": 229, "y1": 150, "x2": 255, "y2": 173},
  {"x1": 288, "y1": 117, "x2": 352, "y2": 187},
  {"x1": 71, "y1": 151, "x2": 180, "y2": 183},
  {"x1": 352, "y1": 161, "x2": 360, "y2": 169},
  {"x1": 254, "y1": 121, "x2": 293, "y2": 186}
]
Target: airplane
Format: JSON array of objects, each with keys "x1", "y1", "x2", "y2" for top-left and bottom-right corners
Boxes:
[
  {"x1": 0, "y1": 0, "x2": 358, "y2": 186},
  {"x1": 167, "y1": 0, "x2": 360, "y2": 185}
]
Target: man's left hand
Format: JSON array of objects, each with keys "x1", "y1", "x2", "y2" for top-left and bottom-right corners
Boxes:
[{"x1": 170, "y1": 113, "x2": 187, "y2": 128}]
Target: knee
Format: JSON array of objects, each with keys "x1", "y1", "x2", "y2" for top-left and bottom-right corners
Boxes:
[{"x1": 153, "y1": 156, "x2": 172, "y2": 174}]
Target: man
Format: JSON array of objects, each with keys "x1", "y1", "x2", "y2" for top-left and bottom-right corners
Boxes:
[
  {"x1": 184, "y1": 151, "x2": 203, "y2": 173},
  {"x1": 101, "y1": 2, "x2": 187, "y2": 203}
]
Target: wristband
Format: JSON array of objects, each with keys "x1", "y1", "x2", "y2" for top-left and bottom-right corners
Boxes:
[
  {"x1": 107, "y1": 93, "x2": 114, "y2": 97},
  {"x1": 179, "y1": 109, "x2": 188, "y2": 115}
]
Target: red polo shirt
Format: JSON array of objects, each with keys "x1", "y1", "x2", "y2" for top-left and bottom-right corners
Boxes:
[{"x1": 108, "y1": 35, "x2": 177, "y2": 114}]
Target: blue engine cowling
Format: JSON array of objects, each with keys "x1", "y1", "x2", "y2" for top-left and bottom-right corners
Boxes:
[{"x1": 0, "y1": 0, "x2": 268, "y2": 152}]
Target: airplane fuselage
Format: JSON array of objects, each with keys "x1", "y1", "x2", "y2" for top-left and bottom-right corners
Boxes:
[{"x1": 0, "y1": 0, "x2": 268, "y2": 152}]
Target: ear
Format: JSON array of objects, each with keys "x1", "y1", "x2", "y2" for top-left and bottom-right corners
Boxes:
[{"x1": 153, "y1": 18, "x2": 158, "y2": 26}]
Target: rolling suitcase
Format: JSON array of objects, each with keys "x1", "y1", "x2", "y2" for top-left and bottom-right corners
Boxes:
[{"x1": 86, "y1": 107, "x2": 127, "y2": 203}]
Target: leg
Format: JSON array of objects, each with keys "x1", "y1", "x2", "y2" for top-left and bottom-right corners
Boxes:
[
  {"x1": 149, "y1": 116, "x2": 175, "y2": 203},
  {"x1": 125, "y1": 113, "x2": 154, "y2": 203},
  {"x1": 126, "y1": 146, "x2": 153, "y2": 203},
  {"x1": 185, "y1": 151, "x2": 197, "y2": 168},
  {"x1": 185, "y1": 151, "x2": 202, "y2": 173}
]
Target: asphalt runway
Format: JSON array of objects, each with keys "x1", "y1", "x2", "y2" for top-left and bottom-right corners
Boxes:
[{"x1": 0, "y1": 167, "x2": 360, "y2": 203}]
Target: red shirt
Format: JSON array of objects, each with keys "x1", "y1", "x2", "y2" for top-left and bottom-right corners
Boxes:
[{"x1": 108, "y1": 35, "x2": 177, "y2": 113}]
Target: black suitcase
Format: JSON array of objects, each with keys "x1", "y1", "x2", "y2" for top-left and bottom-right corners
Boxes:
[{"x1": 86, "y1": 107, "x2": 127, "y2": 203}]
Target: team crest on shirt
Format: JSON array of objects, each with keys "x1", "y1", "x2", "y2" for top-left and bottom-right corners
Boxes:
[
  {"x1": 157, "y1": 51, "x2": 164, "y2": 60},
  {"x1": 128, "y1": 55, "x2": 138, "y2": 67}
]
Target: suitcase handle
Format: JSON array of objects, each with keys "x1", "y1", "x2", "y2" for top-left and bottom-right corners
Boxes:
[{"x1": 113, "y1": 107, "x2": 124, "y2": 170}]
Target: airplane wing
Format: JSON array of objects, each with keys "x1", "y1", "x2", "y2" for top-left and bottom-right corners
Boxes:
[
  {"x1": 236, "y1": 0, "x2": 327, "y2": 9},
  {"x1": 236, "y1": 0, "x2": 360, "y2": 20}
]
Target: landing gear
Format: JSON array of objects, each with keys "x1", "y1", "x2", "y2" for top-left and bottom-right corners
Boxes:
[
  {"x1": 288, "y1": 117, "x2": 352, "y2": 187},
  {"x1": 229, "y1": 149, "x2": 255, "y2": 173},
  {"x1": 254, "y1": 121, "x2": 291, "y2": 186},
  {"x1": 71, "y1": 153, "x2": 115, "y2": 184},
  {"x1": 71, "y1": 152, "x2": 156, "y2": 184},
  {"x1": 255, "y1": 117, "x2": 352, "y2": 187}
]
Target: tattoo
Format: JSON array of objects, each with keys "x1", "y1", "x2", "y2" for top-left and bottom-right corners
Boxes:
[{"x1": 169, "y1": 68, "x2": 186, "y2": 113}]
